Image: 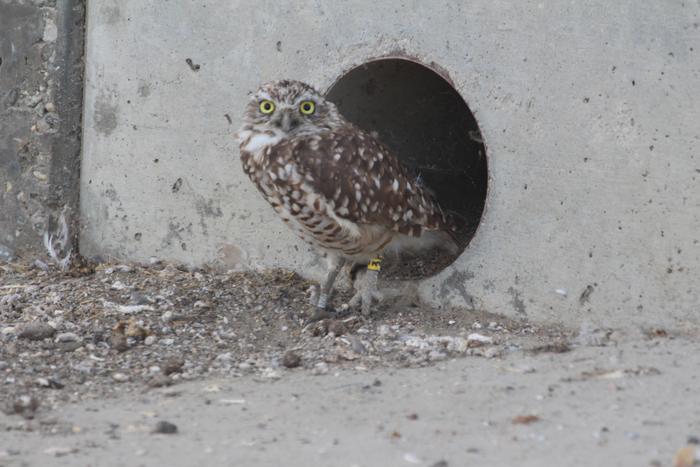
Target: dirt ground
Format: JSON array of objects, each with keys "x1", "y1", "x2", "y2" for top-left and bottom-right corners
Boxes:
[{"x1": 0, "y1": 260, "x2": 698, "y2": 466}]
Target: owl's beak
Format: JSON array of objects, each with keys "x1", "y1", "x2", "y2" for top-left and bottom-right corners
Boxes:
[{"x1": 278, "y1": 109, "x2": 298, "y2": 132}]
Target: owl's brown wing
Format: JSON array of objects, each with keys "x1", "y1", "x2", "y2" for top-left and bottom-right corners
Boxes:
[{"x1": 282, "y1": 125, "x2": 452, "y2": 237}]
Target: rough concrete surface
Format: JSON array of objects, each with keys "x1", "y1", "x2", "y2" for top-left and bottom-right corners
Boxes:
[
  {"x1": 1, "y1": 337, "x2": 698, "y2": 467},
  {"x1": 0, "y1": 0, "x2": 84, "y2": 258},
  {"x1": 80, "y1": 0, "x2": 700, "y2": 328},
  {"x1": 3, "y1": 261, "x2": 698, "y2": 466}
]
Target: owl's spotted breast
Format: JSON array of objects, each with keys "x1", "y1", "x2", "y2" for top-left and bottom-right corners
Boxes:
[
  {"x1": 239, "y1": 123, "x2": 455, "y2": 259},
  {"x1": 275, "y1": 124, "x2": 454, "y2": 236}
]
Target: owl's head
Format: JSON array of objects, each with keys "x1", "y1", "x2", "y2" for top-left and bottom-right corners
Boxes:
[{"x1": 241, "y1": 80, "x2": 344, "y2": 137}]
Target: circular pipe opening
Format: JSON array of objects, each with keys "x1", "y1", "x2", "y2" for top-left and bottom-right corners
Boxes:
[{"x1": 326, "y1": 58, "x2": 487, "y2": 278}]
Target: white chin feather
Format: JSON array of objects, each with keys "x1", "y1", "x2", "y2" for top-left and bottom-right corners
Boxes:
[{"x1": 242, "y1": 133, "x2": 282, "y2": 153}]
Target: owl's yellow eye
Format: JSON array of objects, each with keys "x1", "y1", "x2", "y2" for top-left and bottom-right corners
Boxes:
[
  {"x1": 299, "y1": 100, "x2": 315, "y2": 115},
  {"x1": 259, "y1": 100, "x2": 275, "y2": 114}
]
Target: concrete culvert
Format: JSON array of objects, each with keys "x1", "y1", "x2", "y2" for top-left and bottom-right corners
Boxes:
[{"x1": 326, "y1": 58, "x2": 488, "y2": 278}]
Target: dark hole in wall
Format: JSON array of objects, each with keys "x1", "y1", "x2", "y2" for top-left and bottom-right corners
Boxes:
[{"x1": 326, "y1": 58, "x2": 487, "y2": 278}]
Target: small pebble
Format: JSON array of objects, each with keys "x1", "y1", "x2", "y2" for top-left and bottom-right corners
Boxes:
[
  {"x1": 282, "y1": 350, "x2": 301, "y2": 368},
  {"x1": 163, "y1": 357, "x2": 185, "y2": 375},
  {"x1": 327, "y1": 320, "x2": 347, "y2": 336},
  {"x1": 152, "y1": 421, "x2": 178, "y2": 434},
  {"x1": 349, "y1": 336, "x2": 367, "y2": 354},
  {"x1": 148, "y1": 374, "x2": 173, "y2": 388},
  {"x1": 467, "y1": 333, "x2": 493, "y2": 346},
  {"x1": 55, "y1": 332, "x2": 80, "y2": 343},
  {"x1": 18, "y1": 322, "x2": 55, "y2": 341},
  {"x1": 312, "y1": 362, "x2": 329, "y2": 375},
  {"x1": 144, "y1": 335, "x2": 157, "y2": 345},
  {"x1": 112, "y1": 372, "x2": 129, "y2": 382},
  {"x1": 110, "y1": 334, "x2": 128, "y2": 352},
  {"x1": 36, "y1": 377, "x2": 64, "y2": 389}
]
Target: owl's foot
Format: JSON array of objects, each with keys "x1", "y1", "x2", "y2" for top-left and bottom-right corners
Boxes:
[
  {"x1": 346, "y1": 261, "x2": 384, "y2": 316},
  {"x1": 305, "y1": 305, "x2": 333, "y2": 324}
]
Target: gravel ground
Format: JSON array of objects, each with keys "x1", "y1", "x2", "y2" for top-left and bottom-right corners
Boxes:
[{"x1": 1, "y1": 260, "x2": 698, "y2": 466}]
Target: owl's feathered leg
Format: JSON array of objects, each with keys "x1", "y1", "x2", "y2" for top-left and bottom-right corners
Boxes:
[
  {"x1": 347, "y1": 257, "x2": 384, "y2": 316},
  {"x1": 306, "y1": 255, "x2": 346, "y2": 323}
]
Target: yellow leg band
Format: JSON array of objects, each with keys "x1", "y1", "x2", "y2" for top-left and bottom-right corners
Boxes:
[{"x1": 367, "y1": 257, "x2": 382, "y2": 271}]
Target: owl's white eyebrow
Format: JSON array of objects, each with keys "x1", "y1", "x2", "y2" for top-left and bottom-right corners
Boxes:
[{"x1": 256, "y1": 92, "x2": 273, "y2": 101}]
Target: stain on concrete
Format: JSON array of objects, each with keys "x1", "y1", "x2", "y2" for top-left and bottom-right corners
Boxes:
[
  {"x1": 195, "y1": 198, "x2": 223, "y2": 235},
  {"x1": 439, "y1": 269, "x2": 476, "y2": 309},
  {"x1": 161, "y1": 220, "x2": 193, "y2": 250},
  {"x1": 103, "y1": 186, "x2": 118, "y2": 201},
  {"x1": 171, "y1": 178, "x2": 183, "y2": 193},
  {"x1": 579, "y1": 284, "x2": 595, "y2": 305},
  {"x1": 94, "y1": 97, "x2": 118, "y2": 136},
  {"x1": 137, "y1": 82, "x2": 151, "y2": 98},
  {"x1": 507, "y1": 287, "x2": 527, "y2": 315},
  {"x1": 185, "y1": 58, "x2": 200, "y2": 72},
  {"x1": 99, "y1": 4, "x2": 120, "y2": 25},
  {"x1": 217, "y1": 243, "x2": 249, "y2": 268}
]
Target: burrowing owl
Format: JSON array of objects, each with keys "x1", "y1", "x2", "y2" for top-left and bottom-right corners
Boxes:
[{"x1": 237, "y1": 80, "x2": 457, "y2": 319}]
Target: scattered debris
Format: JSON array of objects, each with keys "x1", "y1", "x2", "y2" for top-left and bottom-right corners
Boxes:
[
  {"x1": 0, "y1": 260, "x2": 561, "y2": 415},
  {"x1": 36, "y1": 377, "x2": 64, "y2": 389},
  {"x1": 576, "y1": 321, "x2": 613, "y2": 347},
  {"x1": 528, "y1": 340, "x2": 571, "y2": 354},
  {"x1": 6, "y1": 395, "x2": 40, "y2": 419},
  {"x1": 566, "y1": 366, "x2": 661, "y2": 382},
  {"x1": 44, "y1": 446, "x2": 78, "y2": 457},
  {"x1": 467, "y1": 332, "x2": 494, "y2": 346},
  {"x1": 512, "y1": 415, "x2": 540, "y2": 425}
]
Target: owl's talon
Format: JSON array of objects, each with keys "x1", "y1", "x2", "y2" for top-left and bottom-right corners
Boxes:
[
  {"x1": 304, "y1": 306, "x2": 333, "y2": 326},
  {"x1": 347, "y1": 267, "x2": 383, "y2": 316},
  {"x1": 307, "y1": 285, "x2": 320, "y2": 307}
]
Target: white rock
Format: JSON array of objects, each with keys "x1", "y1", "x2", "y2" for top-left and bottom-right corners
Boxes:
[
  {"x1": 118, "y1": 304, "x2": 154, "y2": 314},
  {"x1": 55, "y1": 332, "x2": 80, "y2": 343},
  {"x1": 144, "y1": 335, "x2": 156, "y2": 345},
  {"x1": 112, "y1": 372, "x2": 129, "y2": 382},
  {"x1": 312, "y1": 362, "x2": 329, "y2": 375},
  {"x1": 215, "y1": 352, "x2": 233, "y2": 362},
  {"x1": 467, "y1": 333, "x2": 494, "y2": 344}
]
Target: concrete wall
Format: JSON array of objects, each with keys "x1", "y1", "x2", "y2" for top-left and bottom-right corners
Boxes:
[
  {"x1": 0, "y1": 0, "x2": 84, "y2": 260},
  {"x1": 81, "y1": 0, "x2": 700, "y2": 328}
]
